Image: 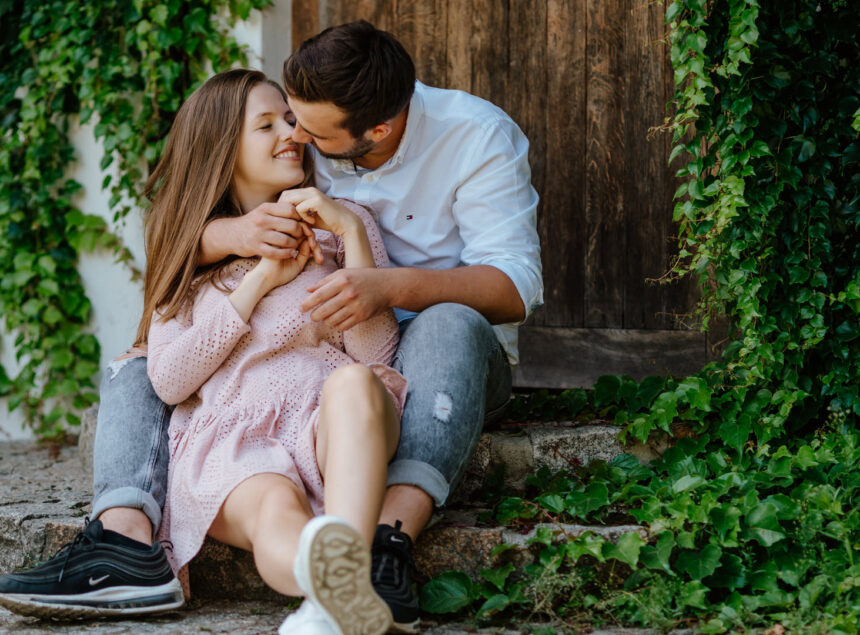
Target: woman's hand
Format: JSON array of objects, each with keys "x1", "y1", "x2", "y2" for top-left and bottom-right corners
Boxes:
[
  {"x1": 254, "y1": 237, "x2": 313, "y2": 292},
  {"x1": 278, "y1": 188, "x2": 362, "y2": 238}
]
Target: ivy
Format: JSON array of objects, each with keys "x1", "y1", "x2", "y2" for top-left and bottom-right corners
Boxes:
[
  {"x1": 0, "y1": 0, "x2": 270, "y2": 438},
  {"x1": 424, "y1": 0, "x2": 860, "y2": 631}
]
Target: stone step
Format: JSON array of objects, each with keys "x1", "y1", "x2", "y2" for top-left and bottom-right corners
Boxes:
[
  {"x1": 452, "y1": 421, "x2": 660, "y2": 504},
  {"x1": 78, "y1": 405, "x2": 661, "y2": 506},
  {"x1": 0, "y1": 441, "x2": 646, "y2": 604},
  {"x1": 0, "y1": 597, "x2": 686, "y2": 635}
]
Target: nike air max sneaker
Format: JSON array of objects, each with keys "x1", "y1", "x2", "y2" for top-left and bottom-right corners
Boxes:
[
  {"x1": 0, "y1": 518, "x2": 183, "y2": 619},
  {"x1": 371, "y1": 521, "x2": 420, "y2": 632}
]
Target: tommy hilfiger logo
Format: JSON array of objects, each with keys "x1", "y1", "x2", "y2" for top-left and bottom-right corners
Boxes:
[{"x1": 406, "y1": 214, "x2": 414, "y2": 220}]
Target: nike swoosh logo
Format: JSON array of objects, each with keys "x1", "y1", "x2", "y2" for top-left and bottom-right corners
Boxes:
[
  {"x1": 390, "y1": 536, "x2": 404, "y2": 543},
  {"x1": 89, "y1": 574, "x2": 110, "y2": 586}
]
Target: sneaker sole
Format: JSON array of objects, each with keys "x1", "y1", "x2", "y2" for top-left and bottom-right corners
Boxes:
[
  {"x1": 0, "y1": 579, "x2": 184, "y2": 619},
  {"x1": 301, "y1": 521, "x2": 393, "y2": 635}
]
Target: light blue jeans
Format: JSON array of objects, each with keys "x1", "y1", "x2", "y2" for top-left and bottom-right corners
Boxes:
[{"x1": 90, "y1": 303, "x2": 510, "y2": 533}]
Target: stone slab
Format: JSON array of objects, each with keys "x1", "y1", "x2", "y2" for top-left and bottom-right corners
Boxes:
[
  {"x1": 0, "y1": 442, "x2": 646, "y2": 600},
  {"x1": 0, "y1": 599, "x2": 680, "y2": 634},
  {"x1": 0, "y1": 443, "x2": 670, "y2": 633},
  {"x1": 453, "y1": 424, "x2": 661, "y2": 504},
  {"x1": 77, "y1": 408, "x2": 659, "y2": 506}
]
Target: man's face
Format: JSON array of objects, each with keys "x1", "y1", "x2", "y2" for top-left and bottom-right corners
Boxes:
[{"x1": 287, "y1": 96, "x2": 376, "y2": 160}]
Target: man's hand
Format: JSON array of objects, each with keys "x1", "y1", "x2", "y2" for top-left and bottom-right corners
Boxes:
[
  {"x1": 201, "y1": 201, "x2": 323, "y2": 265},
  {"x1": 300, "y1": 268, "x2": 392, "y2": 331}
]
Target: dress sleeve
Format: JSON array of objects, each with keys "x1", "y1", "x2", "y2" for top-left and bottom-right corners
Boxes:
[
  {"x1": 147, "y1": 292, "x2": 251, "y2": 405},
  {"x1": 335, "y1": 200, "x2": 400, "y2": 367}
]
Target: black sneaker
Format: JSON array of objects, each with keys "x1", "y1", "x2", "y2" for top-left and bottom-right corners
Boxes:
[
  {"x1": 371, "y1": 521, "x2": 420, "y2": 632},
  {"x1": 0, "y1": 518, "x2": 183, "y2": 619}
]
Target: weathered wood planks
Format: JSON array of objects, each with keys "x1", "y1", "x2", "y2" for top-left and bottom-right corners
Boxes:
[{"x1": 290, "y1": 1, "x2": 710, "y2": 387}]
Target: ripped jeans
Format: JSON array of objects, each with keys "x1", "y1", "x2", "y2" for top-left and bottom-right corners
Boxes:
[
  {"x1": 389, "y1": 303, "x2": 511, "y2": 505},
  {"x1": 90, "y1": 302, "x2": 510, "y2": 534}
]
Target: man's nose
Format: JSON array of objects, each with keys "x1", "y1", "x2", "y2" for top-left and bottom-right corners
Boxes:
[{"x1": 292, "y1": 123, "x2": 312, "y2": 144}]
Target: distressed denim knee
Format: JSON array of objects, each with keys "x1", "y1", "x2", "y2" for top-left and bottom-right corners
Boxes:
[
  {"x1": 91, "y1": 356, "x2": 171, "y2": 536},
  {"x1": 390, "y1": 303, "x2": 511, "y2": 505}
]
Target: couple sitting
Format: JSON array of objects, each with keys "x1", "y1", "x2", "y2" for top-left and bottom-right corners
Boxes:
[{"x1": 0, "y1": 20, "x2": 542, "y2": 635}]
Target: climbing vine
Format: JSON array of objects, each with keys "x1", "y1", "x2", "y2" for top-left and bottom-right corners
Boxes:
[
  {"x1": 422, "y1": 0, "x2": 860, "y2": 631},
  {"x1": 0, "y1": 0, "x2": 270, "y2": 439}
]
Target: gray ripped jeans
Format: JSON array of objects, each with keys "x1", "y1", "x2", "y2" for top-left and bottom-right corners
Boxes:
[{"x1": 91, "y1": 302, "x2": 511, "y2": 533}]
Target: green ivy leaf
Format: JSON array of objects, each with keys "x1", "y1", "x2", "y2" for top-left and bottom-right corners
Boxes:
[
  {"x1": 565, "y1": 533, "x2": 606, "y2": 563},
  {"x1": 640, "y1": 531, "x2": 675, "y2": 574},
  {"x1": 475, "y1": 594, "x2": 509, "y2": 620},
  {"x1": 676, "y1": 544, "x2": 722, "y2": 580},
  {"x1": 479, "y1": 562, "x2": 514, "y2": 593},
  {"x1": 420, "y1": 571, "x2": 476, "y2": 614},
  {"x1": 602, "y1": 532, "x2": 645, "y2": 568},
  {"x1": 744, "y1": 502, "x2": 785, "y2": 547}
]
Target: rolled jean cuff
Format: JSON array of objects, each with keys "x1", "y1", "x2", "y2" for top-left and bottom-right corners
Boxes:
[
  {"x1": 387, "y1": 459, "x2": 450, "y2": 507},
  {"x1": 90, "y1": 487, "x2": 163, "y2": 538}
]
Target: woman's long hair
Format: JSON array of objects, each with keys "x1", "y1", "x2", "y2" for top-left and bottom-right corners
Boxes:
[{"x1": 134, "y1": 69, "x2": 312, "y2": 346}]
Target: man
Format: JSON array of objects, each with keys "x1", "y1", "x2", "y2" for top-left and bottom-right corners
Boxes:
[{"x1": 0, "y1": 20, "x2": 542, "y2": 630}]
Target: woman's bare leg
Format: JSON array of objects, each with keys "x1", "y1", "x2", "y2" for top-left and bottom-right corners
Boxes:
[
  {"x1": 316, "y1": 364, "x2": 401, "y2": 545},
  {"x1": 208, "y1": 473, "x2": 312, "y2": 596}
]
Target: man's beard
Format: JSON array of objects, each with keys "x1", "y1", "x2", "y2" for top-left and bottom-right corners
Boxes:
[{"x1": 314, "y1": 135, "x2": 376, "y2": 160}]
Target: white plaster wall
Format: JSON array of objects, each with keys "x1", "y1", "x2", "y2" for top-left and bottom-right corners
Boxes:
[{"x1": 0, "y1": 3, "x2": 293, "y2": 439}]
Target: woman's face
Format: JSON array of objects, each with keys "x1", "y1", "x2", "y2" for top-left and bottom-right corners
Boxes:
[{"x1": 232, "y1": 83, "x2": 305, "y2": 209}]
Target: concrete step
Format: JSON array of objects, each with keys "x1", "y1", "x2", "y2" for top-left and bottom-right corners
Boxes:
[{"x1": 0, "y1": 441, "x2": 646, "y2": 605}]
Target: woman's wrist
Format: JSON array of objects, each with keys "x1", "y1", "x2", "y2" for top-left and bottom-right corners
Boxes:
[
  {"x1": 229, "y1": 265, "x2": 272, "y2": 321},
  {"x1": 334, "y1": 212, "x2": 363, "y2": 239}
]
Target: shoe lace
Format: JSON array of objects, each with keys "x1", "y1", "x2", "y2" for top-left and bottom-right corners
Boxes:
[{"x1": 56, "y1": 517, "x2": 97, "y2": 582}]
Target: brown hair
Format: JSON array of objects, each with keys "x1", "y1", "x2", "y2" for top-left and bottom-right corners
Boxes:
[
  {"x1": 135, "y1": 69, "x2": 313, "y2": 346},
  {"x1": 283, "y1": 20, "x2": 415, "y2": 138}
]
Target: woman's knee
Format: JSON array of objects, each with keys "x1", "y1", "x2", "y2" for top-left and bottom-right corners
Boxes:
[
  {"x1": 319, "y1": 365, "x2": 392, "y2": 437},
  {"x1": 321, "y1": 364, "x2": 385, "y2": 409}
]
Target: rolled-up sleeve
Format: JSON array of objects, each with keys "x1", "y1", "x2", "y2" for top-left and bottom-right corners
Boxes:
[{"x1": 452, "y1": 118, "x2": 544, "y2": 322}]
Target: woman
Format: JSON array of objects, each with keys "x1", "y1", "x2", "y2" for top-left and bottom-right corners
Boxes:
[{"x1": 143, "y1": 69, "x2": 403, "y2": 635}]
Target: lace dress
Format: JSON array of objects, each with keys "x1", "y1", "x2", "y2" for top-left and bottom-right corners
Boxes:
[{"x1": 147, "y1": 201, "x2": 407, "y2": 582}]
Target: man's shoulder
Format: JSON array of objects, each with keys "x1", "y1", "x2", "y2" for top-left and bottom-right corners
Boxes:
[{"x1": 416, "y1": 81, "x2": 512, "y2": 131}]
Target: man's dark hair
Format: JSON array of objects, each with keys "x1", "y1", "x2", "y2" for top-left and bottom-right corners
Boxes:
[{"x1": 283, "y1": 20, "x2": 416, "y2": 138}]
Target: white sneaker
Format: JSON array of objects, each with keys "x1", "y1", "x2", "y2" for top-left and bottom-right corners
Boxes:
[
  {"x1": 278, "y1": 600, "x2": 338, "y2": 634},
  {"x1": 293, "y1": 515, "x2": 393, "y2": 635}
]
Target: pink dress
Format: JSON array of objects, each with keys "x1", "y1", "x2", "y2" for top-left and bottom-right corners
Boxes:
[{"x1": 147, "y1": 201, "x2": 407, "y2": 580}]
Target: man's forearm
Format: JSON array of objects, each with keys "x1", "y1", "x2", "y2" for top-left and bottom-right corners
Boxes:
[
  {"x1": 199, "y1": 218, "x2": 236, "y2": 266},
  {"x1": 386, "y1": 265, "x2": 525, "y2": 324}
]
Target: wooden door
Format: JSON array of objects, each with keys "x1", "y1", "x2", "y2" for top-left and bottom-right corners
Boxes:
[{"x1": 291, "y1": 0, "x2": 715, "y2": 388}]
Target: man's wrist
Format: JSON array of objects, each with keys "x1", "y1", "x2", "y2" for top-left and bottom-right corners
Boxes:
[
  {"x1": 382, "y1": 267, "x2": 406, "y2": 309},
  {"x1": 201, "y1": 217, "x2": 244, "y2": 264}
]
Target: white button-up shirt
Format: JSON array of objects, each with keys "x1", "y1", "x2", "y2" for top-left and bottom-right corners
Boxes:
[{"x1": 313, "y1": 81, "x2": 543, "y2": 365}]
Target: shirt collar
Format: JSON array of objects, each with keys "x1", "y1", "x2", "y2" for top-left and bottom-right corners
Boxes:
[{"x1": 325, "y1": 80, "x2": 425, "y2": 175}]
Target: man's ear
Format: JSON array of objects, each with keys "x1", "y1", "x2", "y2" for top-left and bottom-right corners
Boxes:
[{"x1": 368, "y1": 122, "x2": 392, "y2": 142}]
